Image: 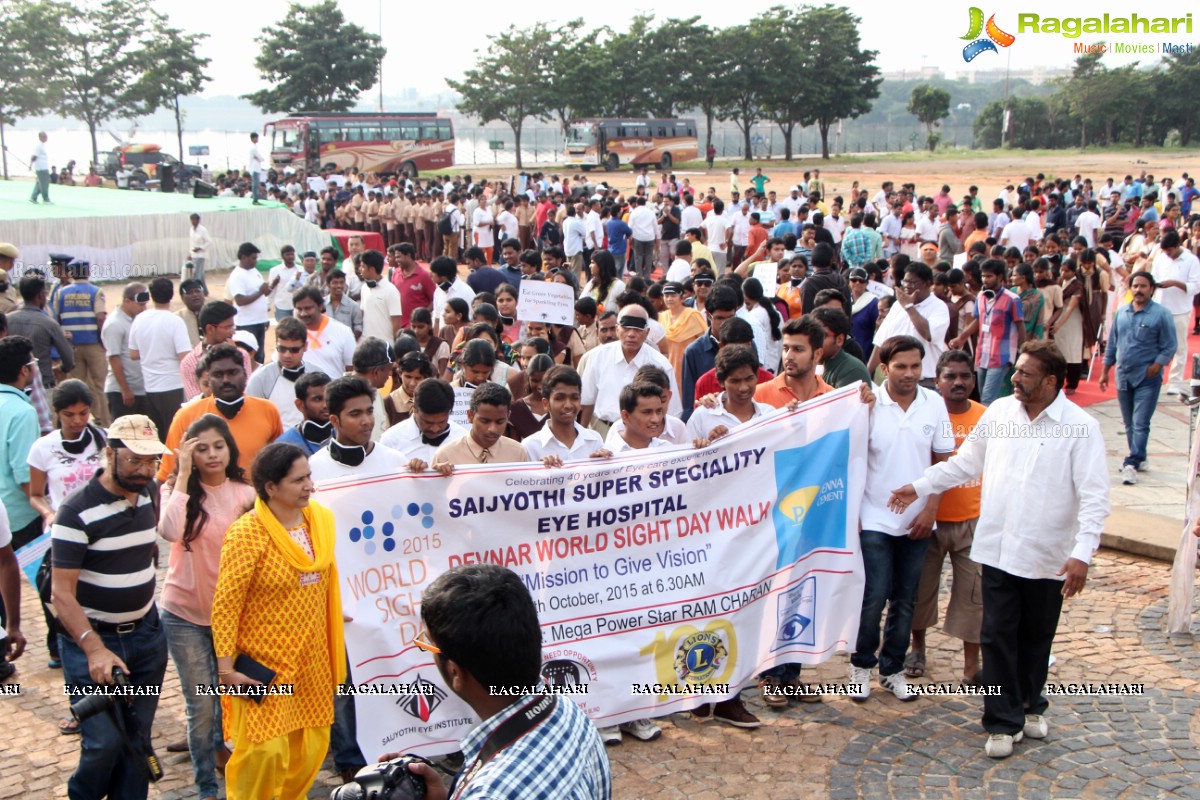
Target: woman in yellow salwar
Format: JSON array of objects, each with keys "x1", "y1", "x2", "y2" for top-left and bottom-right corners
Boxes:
[
  {"x1": 659, "y1": 281, "x2": 708, "y2": 386},
  {"x1": 211, "y1": 442, "x2": 346, "y2": 799}
]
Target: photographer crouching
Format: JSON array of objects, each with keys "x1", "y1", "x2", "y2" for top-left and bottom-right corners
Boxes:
[{"x1": 371, "y1": 564, "x2": 611, "y2": 800}]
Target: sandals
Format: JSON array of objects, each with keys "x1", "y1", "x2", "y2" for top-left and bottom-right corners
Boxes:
[
  {"x1": 903, "y1": 650, "x2": 926, "y2": 679},
  {"x1": 59, "y1": 718, "x2": 81, "y2": 735}
]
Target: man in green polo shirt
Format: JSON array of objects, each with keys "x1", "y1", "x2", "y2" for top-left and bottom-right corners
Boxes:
[{"x1": 812, "y1": 306, "x2": 872, "y2": 389}]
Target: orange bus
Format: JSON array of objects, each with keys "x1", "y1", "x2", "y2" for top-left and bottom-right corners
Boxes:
[
  {"x1": 564, "y1": 118, "x2": 698, "y2": 171},
  {"x1": 264, "y1": 112, "x2": 455, "y2": 177}
]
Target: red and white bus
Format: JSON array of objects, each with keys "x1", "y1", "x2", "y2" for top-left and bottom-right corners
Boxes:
[
  {"x1": 264, "y1": 112, "x2": 455, "y2": 177},
  {"x1": 564, "y1": 118, "x2": 698, "y2": 171}
]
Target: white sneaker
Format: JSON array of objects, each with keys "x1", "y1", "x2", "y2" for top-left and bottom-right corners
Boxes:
[
  {"x1": 1136, "y1": 460, "x2": 1148, "y2": 472},
  {"x1": 599, "y1": 725, "x2": 622, "y2": 745},
  {"x1": 880, "y1": 671, "x2": 918, "y2": 702},
  {"x1": 985, "y1": 731, "x2": 1023, "y2": 758},
  {"x1": 1023, "y1": 714, "x2": 1048, "y2": 739},
  {"x1": 848, "y1": 665, "x2": 872, "y2": 701},
  {"x1": 1121, "y1": 464, "x2": 1137, "y2": 485},
  {"x1": 619, "y1": 718, "x2": 661, "y2": 742}
]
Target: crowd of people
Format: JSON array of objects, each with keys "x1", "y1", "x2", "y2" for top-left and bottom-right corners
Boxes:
[{"x1": 0, "y1": 161, "x2": 1194, "y2": 797}]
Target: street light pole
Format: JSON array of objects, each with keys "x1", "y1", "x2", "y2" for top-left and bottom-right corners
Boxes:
[{"x1": 378, "y1": 0, "x2": 384, "y2": 111}]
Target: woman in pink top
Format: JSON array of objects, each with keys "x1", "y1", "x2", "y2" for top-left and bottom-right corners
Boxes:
[{"x1": 159, "y1": 414, "x2": 255, "y2": 800}]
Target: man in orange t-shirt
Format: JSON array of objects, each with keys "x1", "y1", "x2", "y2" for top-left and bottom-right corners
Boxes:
[
  {"x1": 908, "y1": 350, "x2": 985, "y2": 684},
  {"x1": 157, "y1": 343, "x2": 283, "y2": 482},
  {"x1": 754, "y1": 315, "x2": 832, "y2": 409}
]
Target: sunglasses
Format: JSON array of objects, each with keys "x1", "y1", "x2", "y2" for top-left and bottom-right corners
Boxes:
[
  {"x1": 414, "y1": 626, "x2": 441, "y2": 655},
  {"x1": 277, "y1": 345, "x2": 304, "y2": 354}
]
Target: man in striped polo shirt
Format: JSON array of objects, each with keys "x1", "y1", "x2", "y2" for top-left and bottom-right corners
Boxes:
[{"x1": 51, "y1": 414, "x2": 168, "y2": 800}]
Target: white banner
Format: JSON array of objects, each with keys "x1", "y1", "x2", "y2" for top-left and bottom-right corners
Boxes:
[
  {"x1": 317, "y1": 385, "x2": 868, "y2": 758},
  {"x1": 516, "y1": 280, "x2": 575, "y2": 325}
]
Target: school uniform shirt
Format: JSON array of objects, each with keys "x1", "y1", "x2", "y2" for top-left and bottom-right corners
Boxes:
[
  {"x1": 433, "y1": 434, "x2": 528, "y2": 467},
  {"x1": 685, "y1": 396, "x2": 775, "y2": 440},
  {"x1": 523, "y1": 423, "x2": 605, "y2": 462},
  {"x1": 604, "y1": 415, "x2": 689, "y2": 450},
  {"x1": 309, "y1": 440, "x2": 410, "y2": 485},
  {"x1": 860, "y1": 384, "x2": 954, "y2": 536},
  {"x1": 380, "y1": 418, "x2": 469, "y2": 464},
  {"x1": 360, "y1": 280, "x2": 403, "y2": 344}
]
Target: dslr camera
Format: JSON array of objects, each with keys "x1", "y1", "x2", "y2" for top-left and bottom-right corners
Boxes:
[
  {"x1": 71, "y1": 665, "x2": 133, "y2": 722},
  {"x1": 330, "y1": 756, "x2": 434, "y2": 800},
  {"x1": 70, "y1": 666, "x2": 164, "y2": 782}
]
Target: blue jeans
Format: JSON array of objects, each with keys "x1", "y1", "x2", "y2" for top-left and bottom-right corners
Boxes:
[
  {"x1": 852, "y1": 530, "x2": 930, "y2": 677},
  {"x1": 1117, "y1": 373, "x2": 1162, "y2": 468},
  {"x1": 161, "y1": 609, "x2": 223, "y2": 799},
  {"x1": 977, "y1": 365, "x2": 1009, "y2": 406},
  {"x1": 251, "y1": 172, "x2": 261, "y2": 202},
  {"x1": 332, "y1": 656, "x2": 366, "y2": 772},
  {"x1": 60, "y1": 607, "x2": 168, "y2": 800},
  {"x1": 759, "y1": 663, "x2": 802, "y2": 682},
  {"x1": 275, "y1": 306, "x2": 293, "y2": 322},
  {"x1": 31, "y1": 169, "x2": 50, "y2": 202}
]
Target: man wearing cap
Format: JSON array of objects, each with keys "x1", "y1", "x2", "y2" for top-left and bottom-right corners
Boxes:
[
  {"x1": 0, "y1": 243, "x2": 19, "y2": 313},
  {"x1": 55, "y1": 259, "x2": 110, "y2": 424},
  {"x1": 9, "y1": 275, "x2": 74, "y2": 388},
  {"x1": 157, "y1": 344, "x2": 283, "y2": 483},
  {"x1": 226, "y1": 242, "x2": 274, "y2": 363},
  {"x1": 50, "y1": 414, "x2": 170, "y2": 800},
  {"x1": 579, "y1": 304, "x2": 681, "y2": 437}
]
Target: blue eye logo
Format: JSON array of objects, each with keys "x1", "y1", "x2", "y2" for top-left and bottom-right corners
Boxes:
[{"x1": 350, "y1": 504, "x2": 436, "y2": 554}]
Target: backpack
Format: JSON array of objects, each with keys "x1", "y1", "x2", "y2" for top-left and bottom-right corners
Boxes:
[{"x1": 437, "y1": 209, "x2": 455, "y2": 236}]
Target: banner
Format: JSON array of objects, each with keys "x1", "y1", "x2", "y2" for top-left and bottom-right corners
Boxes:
[{"x1": 317, "y1": 385, "x2": 868, "y2": 758}]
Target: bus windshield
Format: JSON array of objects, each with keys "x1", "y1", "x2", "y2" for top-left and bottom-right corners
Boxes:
[
  {"x1": 273, "y1": 126, "x2": 303, "y2": 152},
  {"x1": 567, "y1": 125, "x2": 596, "y2": 145}
]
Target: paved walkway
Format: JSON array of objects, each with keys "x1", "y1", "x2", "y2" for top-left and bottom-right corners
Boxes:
[{"x1": 1, "y1": 394, "x2": 1197, "y2": 799}]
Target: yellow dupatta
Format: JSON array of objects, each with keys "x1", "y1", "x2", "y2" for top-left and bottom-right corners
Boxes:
[
  {"x1": 254, "y1": 497, "x2": 347, "y2": 686},
  {"x1": 661, "y1": 306, "x2": 707, "y2": 344}
]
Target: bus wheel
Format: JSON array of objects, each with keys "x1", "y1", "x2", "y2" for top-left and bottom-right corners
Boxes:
[
  {"x1": 401, "y1": 161, "x2": 418, "y2": 179},
  {"x1": 605, "y1": 153, "x2": 619, "y2": 172},
  {"x1": 659, "y1": 153, "x2": 672, "y2": 170}
]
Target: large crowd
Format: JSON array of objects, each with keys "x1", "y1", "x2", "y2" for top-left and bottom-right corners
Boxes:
[{"x1": 0, "y1": 161, "x2": 1196, "y2": 798}]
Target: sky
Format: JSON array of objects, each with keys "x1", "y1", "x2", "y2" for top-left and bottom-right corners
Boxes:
[{"x1": 124, "y1": 0, "x2": 1181, "y2": 101}]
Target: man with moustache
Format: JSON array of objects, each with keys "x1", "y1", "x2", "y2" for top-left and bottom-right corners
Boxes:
[{"x1": 50, "y1": 415, "x2": 170, "y2": 800}]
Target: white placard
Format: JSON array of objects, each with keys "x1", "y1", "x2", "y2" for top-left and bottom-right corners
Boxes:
[
  {"x1": 751, "y1": 261, "x2": 778, "y2": 292},
  {"x1": 516, "y1": 280, "x2": 576, "y2": 326}
]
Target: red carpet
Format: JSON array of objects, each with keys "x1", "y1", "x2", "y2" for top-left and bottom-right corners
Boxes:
[{"x1": 1069, "y1": 326, "x2": 1199, "y2": 408}]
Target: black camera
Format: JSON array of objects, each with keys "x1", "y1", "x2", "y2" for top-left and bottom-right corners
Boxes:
[
  {"x1": 70, "y1": 666, "x2": 164, "y2": 782},
  {"x1": 71, "y1": 665, "x2": 131, "y2": 722},
  {"x1": 329, "y1": 756, "x2": 434, "y2": 800}
]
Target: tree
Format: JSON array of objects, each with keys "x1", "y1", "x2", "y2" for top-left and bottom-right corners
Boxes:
[
  {"x1": 544, "y1": 20, "x2": 608, "y2": 136},
  {"x1": 675, "y1": 27, "x2": 727, "y2": 156},
  {"x1": 0, "y1": 0, "x2": 67, "y2": 179},
  {"x1": 448, "y1": 23, "x2": 555, "y2": 169},
  {"x1": 907, "y1": 84, "x2": 951, "y2": 152},
  {"x1": 755, "y1": 7, "x2": 809, "y2": 160},
  {"x1": 44, "y1": 0, "x2": 160, "y2": 166},
  {"x1": 244, "y1": 0, "x2": 384, "y2": 113},
  {"x1": 794, "y1": 4, "x2": 881, "y2": 159},
  {"x1": 1162, "y1": 49, "x2": 1200, "y2": 146},
  {"x1": 714, "y1": 25, "x2": 768, "y2": 160},
  {"x1": 1066, "y1": 51, "x2": 1104, "y2": 147},
  {"x1": 135, "y1": 21, "x2": 211, "y2": 161}
]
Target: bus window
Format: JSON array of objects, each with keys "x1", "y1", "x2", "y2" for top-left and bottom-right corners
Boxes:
[
  {"x1": 420, "y1": 123, "x2": 440, "y2": 140},
  {"x1": 656, "y1": 125, "x2": 667, "y2": 137},
  {"x1": 400, "y1": 124, "x2": 420, "y2": 141},
  {"x1": 437, "y1": 123, "x2": 452, "y2": 140},
  {"x1": 381, "y1": 125, "x2": 401, "y2": 141}
]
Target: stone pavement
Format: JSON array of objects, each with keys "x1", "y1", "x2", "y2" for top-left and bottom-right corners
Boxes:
[{"x1": 1, "y1": 395, "x2": 1198, "y2": 799}]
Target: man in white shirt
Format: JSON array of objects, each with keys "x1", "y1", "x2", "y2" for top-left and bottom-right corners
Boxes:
[
  {"x1": 702, "y1": 199, "x2": 729, "y2": 275},
  {"x1": 311, "y1": 375, "x2": 408, "y2": 484},
  {"x1": 579, "y1": 305, "x2": 681, "y2": 436},
  {"x1": 891, "y1": 339, "x2": 1111, "y2": 759},
  {"x1": 914, "y1": 205, "x2": 938, "y2": 244},
  {"x1": 268, "y1": 245, "x2": 305, "y2": 321},
  {"x1": 1150, "y1": 229, "x2": 1200, "y2": 393},
  {"x1": 730, "y1": 203, "x2": 752, "y2": 266},
  {"x1": 850, "y1": 335, "x2": 955, "y2": 705},
  {"x1": 293, "y1": 286, "x2": 355, "y2": 380},
  {"x1": 685, "y1": 345, "x2": 774, "y2": 441},
  {"x1": 665, "y1": 241, "x2": 693, "y2": 284},
  {"x1": 999, "y1": 209, "x2": 1031, "y2": 252},
  {"x1": 342, "y1": 235, "x2": 366, "y2": 301},
  {"x1": 627, "y1": 197, "x2": 659, "y2": 279},
  {"x1": 246, "y1": 316, "x2": 309, "y2": 428},
  {"x1": 879, "y1": 204, "x2": 904, "y2": 257},
  {"x1": 188, "y1": 213, "x2": 212, "y2": 289},
  {"x1": 29, "y1": 131, "x2": 51, "y2": 203},
  {"x1": 381, "y1": 378, "x2": 467, "y2": 468},
  {"x1": 584, "y1": 199, "x2": 604, "y2": 262},
  {"x1": 1075, "y1": 201, "x2": 1102, "y2": 247},
  {"x1": 226, "y1": 242, "x2": 273, "y2": 364},
  {"x1": 867, "y1": 263, "x2": 950, "y2": 385},
  {"x1": 248, "y1": 131, "x2": 267, "y2": 204},
  {"x1": 357, "y1": 250, "x2": 403, "y2": 343},
  {"x1": 679, "y1": 192, "x2": 703, "y2": 232},
  {"x1": 523, "y1": 366, "x2": 607, "y2": 463},
  {"x1": 128, "y1": 277, "x2": 192, "y2": 441},
  {"x1": 429, "y1": 256, "x2": 476, "y2": 323},
  {"x1": 563, "y1": 205, "x2": 588, "y2": 278}
]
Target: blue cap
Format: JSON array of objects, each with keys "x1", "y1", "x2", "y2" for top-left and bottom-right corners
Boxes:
[{"x1": 48, "y1": 253, "x2": 73, "y2": 264}]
